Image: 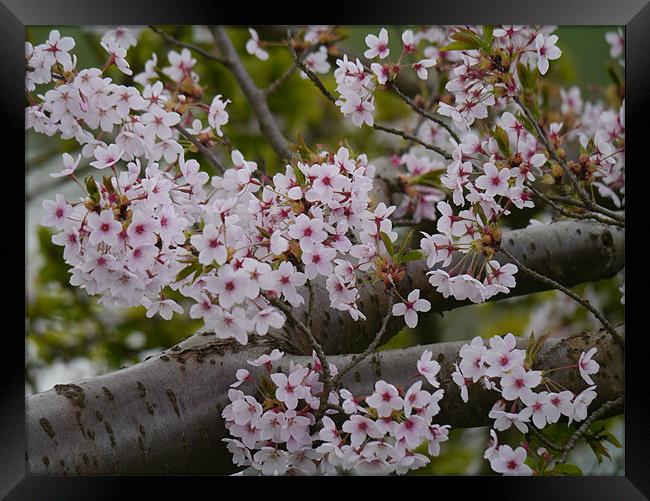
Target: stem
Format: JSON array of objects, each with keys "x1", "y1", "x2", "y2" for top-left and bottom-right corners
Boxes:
[
  {"x1": 332, "y1": 289, "x2": 395, "y2": 386},
  {"x1": 149, "y1": 25, "x2": 227, "y2": 65},
  {"x1": 266, "y1": 294, "x2": 332, "y2": 419},
  {"x1": 286, "y1": 29, "x2": 452, "y2": 160},
  {"x1": 495, "y1": 244, "x2": 624, "y2": 350},
  {"x1": 210, "y1": 26, "x2": 294, "y2": 161},
  {"x1": 175, "y1": 124, "x2": 225, "y2": 173},
  {"x1": 527, "y1": 183, "x2": 624, "y2": 228},
  {"x1": 386, "y1": 80, "x2": 460, "y2": 144}
]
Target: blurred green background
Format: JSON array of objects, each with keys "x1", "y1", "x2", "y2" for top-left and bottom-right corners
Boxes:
[{"x1": 25, "y1": 26, "x2": 624, "y2": 475}]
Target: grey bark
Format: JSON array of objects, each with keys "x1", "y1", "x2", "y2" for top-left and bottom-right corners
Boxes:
[{"x1": 26, "y1": 328, "x2": 623, "y2": 475}]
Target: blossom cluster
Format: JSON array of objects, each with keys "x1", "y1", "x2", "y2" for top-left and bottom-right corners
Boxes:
[
  {"x1": 332, "y1": 27, "x2": 437, "y2": 128},
  {"x1": 452, "y1": 333, "x2": 601, "y2": 475},
  {"x1": 436, "y1": 26, "x2": 561, "y2": 130},
  {"x1": 222, "y1": 349, "x2": 449, "y2": 475},
  {"x1": 30, "y1": 28, "x2": 427, "y2": 342}
]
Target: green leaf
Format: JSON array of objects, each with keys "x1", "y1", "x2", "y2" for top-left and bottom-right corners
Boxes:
[
  {"x1": 553, "y1": 463, "x2": 583, "y2": 476},
  {"x1": 588, "y1": 438, "x2": 611, "y2": 463},
  {"x1": 409, "y1": 170, "x2": 443, "y2": 188},
  {"x1": 84, "y1": 176, "x2": 100, "y2": 203},
  {"x1": 483, "y1": 25, "x2": 494, "y2": 48},
  {"x1": 401, "y1": 250, "x2": 424, "y2": 263},
  {"x1": 396, "y1": 230, "x2": 414, "y2": 259},
  {"x1": 256, "y1": 226, "x2": 271, "y2": 239},
  {"x1": 441, "y1": 41, "x2": 481, "y2": 52},
  {"x1": 292, "y1": 163, "x2": 306, "y2": 187},
  {"x1": 175, "y1": 262, "x2": 202, "y2": 283},
  {"x1": 490, "y1": 125, "x2": 512, "y2": 158},
  {"x1": 102, "y1": 176, "x2": 115, "y2": 195},
  {"x1": 448, "y1": 28, "x2": 486, "y2": 51},
  {"x1": 601, "y1": 431, "x2": 622, "y2": 449},
  {"x1": 517, "y1": 62, "x2": 538, "y2": 90},
  {"x1": 379, "y1": 231, "x2": 395, "y2": 257}
]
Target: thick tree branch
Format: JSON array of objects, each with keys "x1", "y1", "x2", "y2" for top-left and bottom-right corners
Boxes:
[
  {"x1": 25, "y1": 218, "x2": 624, "y2": 474},
  {"x1": 26, "y1": 328, "x2": 623, "y2": 474},
  {"x1": 210, "y1": 27, "x2": 294, "y2": 161}
]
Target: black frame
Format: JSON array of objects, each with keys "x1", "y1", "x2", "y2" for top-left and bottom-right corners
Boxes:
[{"x1": 4, "y1": 0, "x2": 649, "y2": 497}]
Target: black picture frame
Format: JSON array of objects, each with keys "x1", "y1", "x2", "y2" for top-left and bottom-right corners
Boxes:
[{"x1": 4, "y1": 0, "x2": 649, "y2": 497}]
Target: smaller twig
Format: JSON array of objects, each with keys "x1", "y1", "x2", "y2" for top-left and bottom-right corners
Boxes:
[
  {"x1": 286, "y1": 30, "x2": 337, "y2": 103},
  {"x1": 559, "y1": 396, "x2": 624, "y2": 463},
  {"x1": 527, "y1": 184, "x2": 624, "y2": 228},
  {"x1": 267, "y1": 294, "x2": 333, "y2": 418},
  {"x1": 265, "y1": 41, "x2": 321, "y2": 96},
  {"x1": 265, "y1": 64, "x2": 300, "y2": 95},
  {"x1": 546, "y1": 194, "x2": 625, "y2": 222},
  {"x1": 332, "y1": 290, "x2": 395, "y2": 386},
  {"x1": 175, "y1": 124, "x2": 225, "y2": 173},
  {"x1": 387, "y1": 81, "x2": 460, "y2": 144},
  {"x1": 513, "y1": 95, "x2": 624, "y2": 224},
  {"x1": 287, "y1": 30, "x2": 452, "y2": 161},
  {"x1": 495, "y1": 245, "x2": 624, "y2": 350},
  {"x1": 373, "y1": 124, "x2": 453, "y2": 160},
  {"x1": 528, "y1": 426, "x2": 564, "y2": 452},
  {"x1": 149, "y1": 25, "x2": 227, "y2": 65}
]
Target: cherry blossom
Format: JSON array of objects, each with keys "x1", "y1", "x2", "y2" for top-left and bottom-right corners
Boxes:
[
  {"x1": 86, "y1": 209, "x2": 122, "y2": 246},
  {"x1": 90, "y1": 144, "x2": 124, "y2": 169},
  {"x1": 489, "y1": 445, "x2": 532, "y2": 476},
  {"x1": 245, "y1": 28, "x2": 268, "y2": 61},
  {"x1": 534, "y1": 33, "x2": 562, "y2": 75},
  {"x1": 364, "y1": 28, "x2": 390, "y2": 59},
  {"x1": 417, "y1": 350, "x2": 441, "y2": 388},
  {"x1": 392, "y1": 289, "x2": 431, "y2": 328},
  {"x1": 578, "y1": 348, "x2": 599, "y2": 385},
  {"x1": 27, "y1": 25, "x2": 619, "y2": 476},
  {"x1": 366, "y1": 381, "x2": 403, "y2": 417},
  {"x1": 500, "y1": 366, "x2": 542, "y2": 402},
  {"x1": 41, "y1": 194, "x2": 72, "y2": 230}
]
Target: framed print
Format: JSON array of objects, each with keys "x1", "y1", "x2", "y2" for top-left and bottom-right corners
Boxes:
[{"x1": 2, "y1": 0, "x2": 649, "y2": 497}]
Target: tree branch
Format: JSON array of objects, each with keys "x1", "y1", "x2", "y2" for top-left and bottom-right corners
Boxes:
[
  {"x1": 209, "y1": 27, "x2": 294, "y2": 161},
  {"x1": 559, "y1": 395, "x2": 624, "y2": 463},
  {"x1": 386, "y1": 80, "x2": 460, "y2": 144},
  {"x1": 286, "y1": 35, "x2": 452, "y2": 160},
  {"x1": 527, "y1": 183, "x2": 624, "y2": 228},
  {"x1": 175, "y1": 124, "x2": 225, "y2": 173},
  {"x1": 513, "y1": 95, "x2": 624, "y2": 224},
  {"x1": 26, "y1": 328, "x2": 623, "y2": 474}
]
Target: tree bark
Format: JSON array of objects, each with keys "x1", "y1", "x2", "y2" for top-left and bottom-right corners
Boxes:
[{"x1": 26, "y1": 328, "x2": 623, "y2": 475}]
